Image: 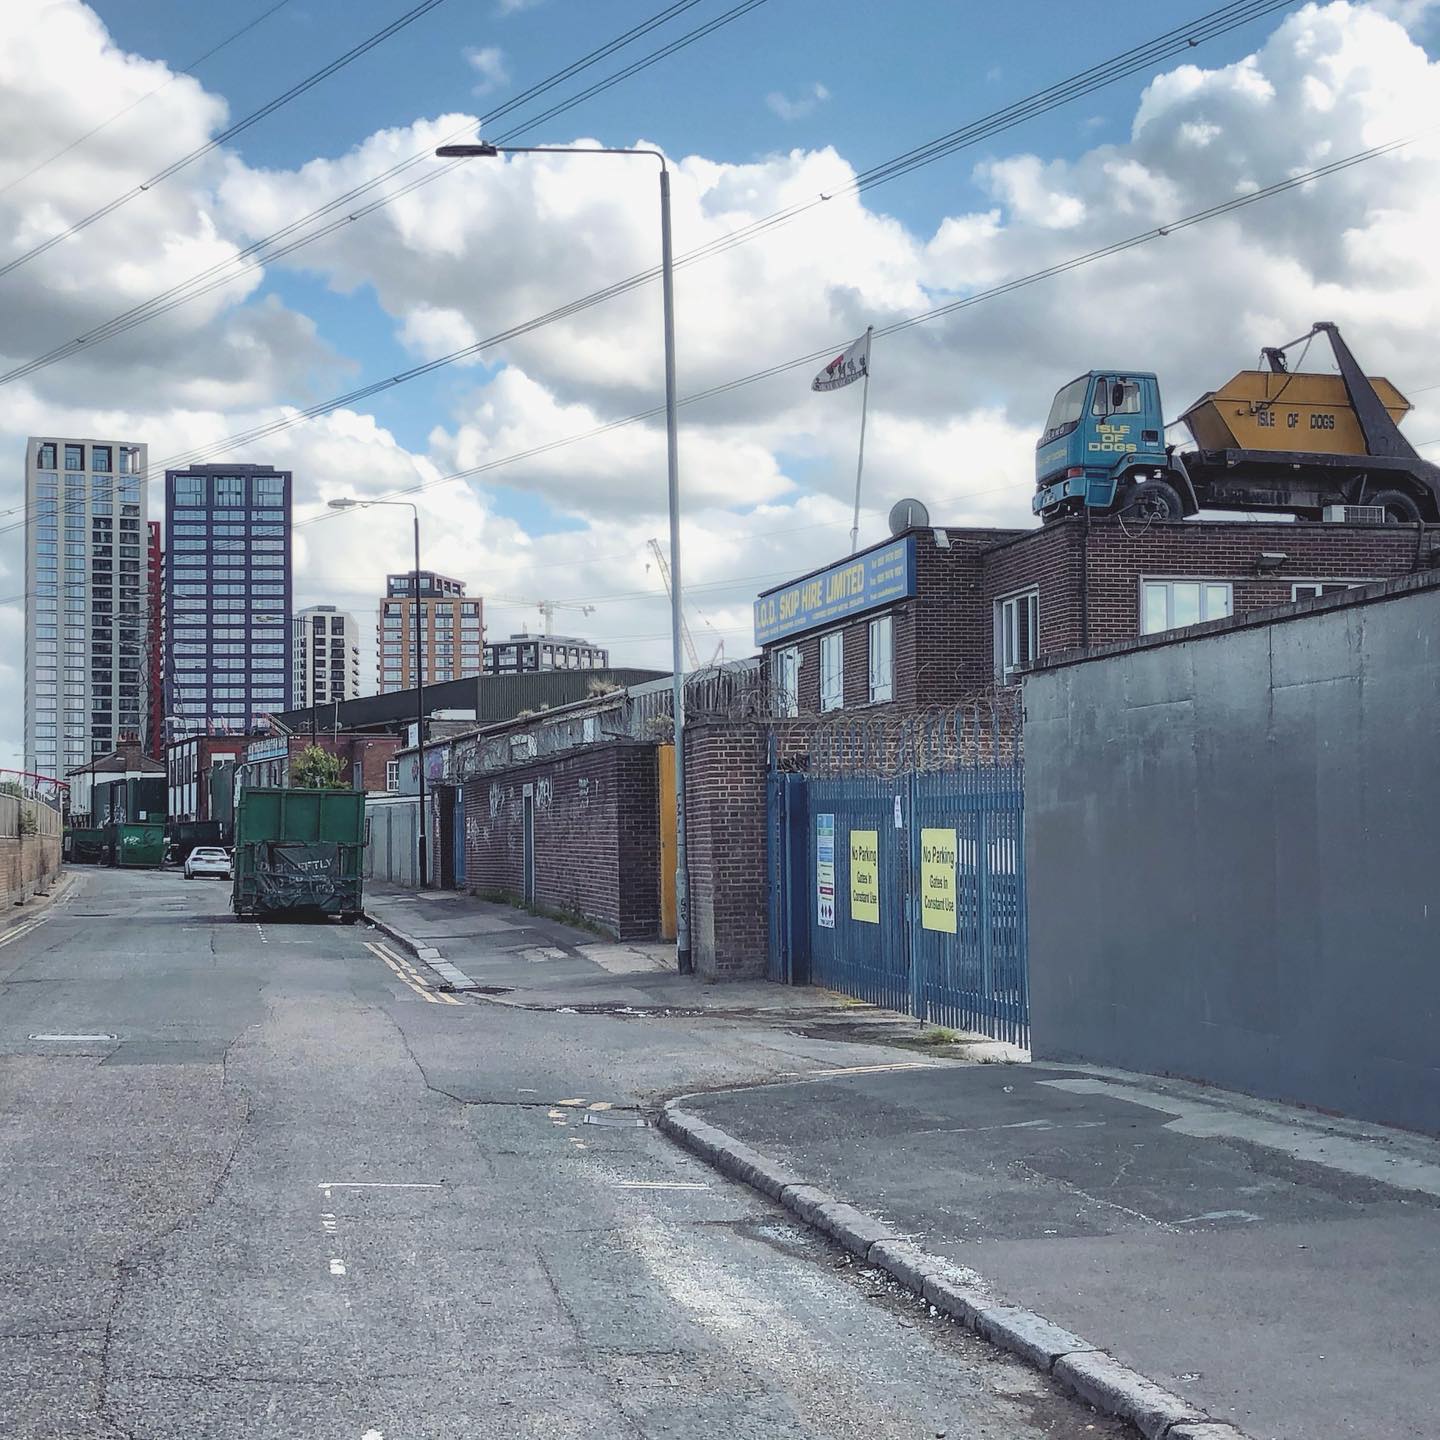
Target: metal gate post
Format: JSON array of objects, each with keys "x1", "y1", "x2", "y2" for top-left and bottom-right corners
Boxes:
[
  {"x1": 977, "y1": 804, "x2": 993, "y2": 1004},
  {"x1": 906, "y1": 772, "x2": 921, "y2": 1021}
]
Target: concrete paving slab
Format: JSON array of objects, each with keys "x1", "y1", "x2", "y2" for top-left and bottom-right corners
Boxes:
[{"x1": 679, "y1": 1061, "x2": 1440, "y2": 1439}]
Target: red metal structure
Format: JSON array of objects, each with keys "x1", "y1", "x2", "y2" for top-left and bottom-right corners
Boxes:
[{"x1": 146, "y1": 521, "x2": 165, "y2": 759}]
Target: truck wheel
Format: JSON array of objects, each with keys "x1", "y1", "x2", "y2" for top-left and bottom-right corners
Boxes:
[
  {"x1": 1367, "y1": 489, "x2": 1423, "y2": 524},
  {"x1": 1126, "y1": 479, "x2": 1185, "y2": 521}
]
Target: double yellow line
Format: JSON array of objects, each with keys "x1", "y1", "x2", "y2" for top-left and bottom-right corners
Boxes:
[
  {"x1": 0, "y1": 916, "x2": 48, "y2": 951},
  {"x1": 364, "y1": 940, "x2": 461, "y2": 1005}
]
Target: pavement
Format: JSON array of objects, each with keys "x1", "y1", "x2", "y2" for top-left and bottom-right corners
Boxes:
[
  {"x1": 0, "y1": 865, "x2": 1124, "y2": 1439},
  {"x1": 362, "y1": 880, "x2": 992, "y2": 1035},
  {"x1": 672, "y1": 1059, "x2": 1440, "y2": 1440}
]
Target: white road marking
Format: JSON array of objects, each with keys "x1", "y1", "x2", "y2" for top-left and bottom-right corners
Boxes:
[
  {"x1": 255, "y1": 924, "x2": 268, "y2": 945},
  {"x1": 615, "y1": 1181, "x2": 711, "y2": 1191},
  {"x1": 362, "y1": 1431, "x2": 384, "y2": 1439},
  {"x1": 316, "y1": 1181, "x2": 442, "y2": 1190},
  {"x1": 801, "y1": 1061, "x2": 933, "y2": 1078},
  {"x1": 329, "y1": 1258, "x2": 346, "y2": 1276},
  {"x1": 556, "y1": 1097, "x2": 586, "y2": 1107},
  {"x1": 1176, "y1": 1210, "x2": 1260, "y2": 1225}
]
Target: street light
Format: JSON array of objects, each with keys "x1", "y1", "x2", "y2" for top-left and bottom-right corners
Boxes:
[
  {"x1": 436, "y1": 139, "x2": 692, "y2": 973},
  {"x1": 328, "y1": 496, "x2": 429, "y2": 889}
]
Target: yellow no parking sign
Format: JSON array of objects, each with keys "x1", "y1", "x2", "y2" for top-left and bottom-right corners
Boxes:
[
  {"x1": 920, "y1": 827, "x2": 957, "y2": 933},
  {"x1": 849, "y1": 829, "x2": 879, "y2": 924}
]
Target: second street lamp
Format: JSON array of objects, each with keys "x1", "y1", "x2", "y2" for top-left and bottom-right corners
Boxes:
[
  {"x1": 328, "y1": 496, "x2": 429, "y2": 890},
  {"x1": 436, "y1": 139, "x2": 692, "y2": 973}
]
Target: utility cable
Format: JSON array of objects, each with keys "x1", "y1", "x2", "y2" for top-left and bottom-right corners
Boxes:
[
  {"x1": 0, "y1": 0, "x2": 297, "y2": 199},
  {"x1": 2, "y1": 128, "x2": 1415, "y2": 553},
  {"x1": 0, "y1": 0, "x2": 1287, "y2": 394},
  {"x1": 0, "y1": 0, "x2": 458, "y2": 282},
  {"x1": 0, "y1": 0, "x2": 722, "y2": 388},
  {"x1": 287, "y1": 131, "x2": 1427, "y2": 524}
]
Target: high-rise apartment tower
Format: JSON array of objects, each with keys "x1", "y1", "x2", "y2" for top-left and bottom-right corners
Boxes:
[
  {"x1": 376, "y1": 572, "x2": 482, "y2": 692},
  {"x1": 23, "y1": 437, "x2": 148, "y2": 778},
  {"x1": 163, "y1": 464, "x2": 292, "y2": 739},
  {"x1": 292, "y1": 605, "x2": 361, "y2": 707}
]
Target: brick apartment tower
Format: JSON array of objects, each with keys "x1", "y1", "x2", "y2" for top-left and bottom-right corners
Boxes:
[{"x1": 376, "y1": 571, "x2": 482, "y2": 692}]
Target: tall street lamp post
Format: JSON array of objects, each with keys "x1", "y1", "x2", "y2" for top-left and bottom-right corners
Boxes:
[
  {"x1": 328, "y1": 496, "x2": 428, "y2": 889},
  {"x1": 435, "y1": 140, "x2": 691, "y2": 973}
]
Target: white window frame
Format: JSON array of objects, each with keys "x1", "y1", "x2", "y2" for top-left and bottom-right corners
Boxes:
[
  {"x1": 868, "y1": 614, "x2": 894, "y2": 704},
  {"x1": 819, "y1": 632, "x2": 844, "y2": 712},
  {"x1": 385, "y1": 760, "x2": 400, "y2": 793},
  {"x1": 771, "y1": 645, "x2": 800, "y2": 718},
  {"x1": 1140, "y1": 578, "x2": 1232, "y2": 635},
  {"x1": 995, "y1": 588, "x2": 1039, "y2": 683},
  {"x1": 1290, "y1": 580, "x2": 1372, "y2": 600}
]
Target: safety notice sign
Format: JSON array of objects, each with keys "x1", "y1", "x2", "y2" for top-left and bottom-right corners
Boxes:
[{"x1": 816, "y1": 814, "x2": 835, "y2": 928}]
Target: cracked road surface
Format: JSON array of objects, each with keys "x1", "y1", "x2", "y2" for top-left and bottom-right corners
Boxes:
[{"x1": 1, "y1": 870, "x2": 1123, "y2": 1438}]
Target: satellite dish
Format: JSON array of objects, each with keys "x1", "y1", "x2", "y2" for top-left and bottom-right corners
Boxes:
[{"x1": 888, "y1": 497, "x2": 930, "y2": 535}]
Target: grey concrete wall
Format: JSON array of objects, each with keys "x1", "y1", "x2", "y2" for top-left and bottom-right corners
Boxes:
[{"x1": 1024, "y1": 582, "x2": 1440, "y2": 1134}]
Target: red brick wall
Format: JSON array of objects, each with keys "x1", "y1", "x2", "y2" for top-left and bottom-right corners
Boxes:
[
  {"x1": 683, "y1": 720, "x2": 768, "y2": 979},
  {"x1": 763, "y1": 520, "x2": 1426, "y2": 708},
  {"x1": 1078, "y1": 519, "x2": 1420, "y2": 644},
  {"x1": 283, "y1": 734, "x2": 400, "y2": 793},
  {"x1": 460, "y1": 743, "x2": 660, "y2": 940}
]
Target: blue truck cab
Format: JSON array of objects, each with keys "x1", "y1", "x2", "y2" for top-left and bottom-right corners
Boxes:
[{"x1": 1032, "y1": 371, "x2": 1169, "y2": 517}]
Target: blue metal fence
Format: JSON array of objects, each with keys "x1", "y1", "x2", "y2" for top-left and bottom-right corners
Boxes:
[{"x1": 766, "y1": 729, "x2": 1028, "y2": 1046}]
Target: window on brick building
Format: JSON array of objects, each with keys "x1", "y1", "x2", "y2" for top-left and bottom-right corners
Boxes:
[
  {"x1": 820, "y1": 633, "x2": 843, "y2": 712},
  {"x1": 1141, "y1": 580, "x2": 1231, "y2": 635},
  {"x1": 386, "y1": 760, "x2": 400, "y2": 793},
  {"x1": 772, "y1": 646, "x2": 800, "y2": 717},
  {"x1": 868, "y1": 615, "x2": 893, "y2": 703},
  {"x1": 1291, "y1": 581, "x2": 1367, "y2": 600},
  {"x1": 996, "y1": 590, "x2": 1038, "y2": 682}
]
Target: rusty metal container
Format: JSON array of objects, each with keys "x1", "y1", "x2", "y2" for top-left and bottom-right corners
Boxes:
[{"x1": 1181, "y1": 370, "x2": 1411, "y2": 455}]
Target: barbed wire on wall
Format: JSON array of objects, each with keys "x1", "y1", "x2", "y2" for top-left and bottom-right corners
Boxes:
[{"x1": 768, "y1": 692, "x2": 1023, "y2": 778}]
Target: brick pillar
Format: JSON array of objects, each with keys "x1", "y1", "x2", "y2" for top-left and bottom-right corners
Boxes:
[{"x1": 683, "y1": 720, "x2": 768, "y2": 979}]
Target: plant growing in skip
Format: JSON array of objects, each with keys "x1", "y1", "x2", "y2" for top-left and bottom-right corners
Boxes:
[{"x1": 290, "y1": 744, "x2": 347, "y2": 790}]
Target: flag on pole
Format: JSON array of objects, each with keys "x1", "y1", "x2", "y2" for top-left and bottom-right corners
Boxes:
[{"x1": 812, "y1": 331, "x2": 871, "y2": 392}]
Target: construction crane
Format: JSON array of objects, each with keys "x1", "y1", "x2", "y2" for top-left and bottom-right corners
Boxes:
[
  {"x1": 489, "y1": 597, "x2": 596, "y2": 636},
  {"x1": 646, "y1": 538, "x2": 725, "y2": 668},
  {"x1": 535, "y1": 599, "x2": 595, "y2": 636}
]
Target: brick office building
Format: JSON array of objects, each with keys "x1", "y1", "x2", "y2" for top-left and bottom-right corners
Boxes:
[
  {"x1": 755, "y1": 516, "x2": 1431, "y2": 712},
  {"x1": 240, "y1": 731, "x2": 401, "y2": 793}
]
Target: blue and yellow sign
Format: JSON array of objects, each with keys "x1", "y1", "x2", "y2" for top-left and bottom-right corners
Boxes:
[{"x1": 754, "y1": 536, "x2": 916, "y2": 645}]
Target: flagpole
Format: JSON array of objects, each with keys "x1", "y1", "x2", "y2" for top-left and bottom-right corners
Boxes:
[{"x1": 849, "y1": 326, "x2": 873, "y2": 554}]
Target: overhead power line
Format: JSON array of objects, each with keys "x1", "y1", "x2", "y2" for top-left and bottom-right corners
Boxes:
[
  {"x1": 276, "y1": 131, "x2": 1423, "y2": 523},
  {"x1": 0, "y1": 0, "x2": 458, "y2": 283},
  {"x1": 0, "y1": 0, "x2": 727, "y2": 389},
  {"x1": 0, "y1": 0, "x2": 297, "y2": 199},
  {"x1": 0, "y1": 127, "x2": 1415, "y2": 556},
  {"x1": 0, "y1": 0, "x2": 1287, "y2": 395}
]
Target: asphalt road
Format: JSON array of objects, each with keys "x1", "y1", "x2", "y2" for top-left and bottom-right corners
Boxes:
[{"x1": 0, "y1": 868, "x2": 1123, "y2": 1440}]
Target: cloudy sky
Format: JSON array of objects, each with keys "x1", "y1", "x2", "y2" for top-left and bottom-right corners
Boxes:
[{"x1": 2, "y1": 0, "x2": 1438, "y2": 769}]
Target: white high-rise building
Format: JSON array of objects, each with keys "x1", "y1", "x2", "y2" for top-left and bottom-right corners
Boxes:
[
  {"x1": 24, "y1": 437, "x2": 149, "y2": 779},
  {"x1": 292, "y1": 605, "x2": 361, "y2": 707}
]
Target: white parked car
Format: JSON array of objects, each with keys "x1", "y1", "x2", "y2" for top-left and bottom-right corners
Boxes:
[{"x1": 184, "y1": 846, "x2": 233, "y2": 881}]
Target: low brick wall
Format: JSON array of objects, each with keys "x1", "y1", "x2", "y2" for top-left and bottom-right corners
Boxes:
[
  {"x1": 1, "y1": 795, "x2": 63, "y2": 909},
  {"x1": 683, "y1": 721, "x2": 768, "y2": 979},
  {"x1": 461, "y1": 742, "x2": 661, "y2": 939}
]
